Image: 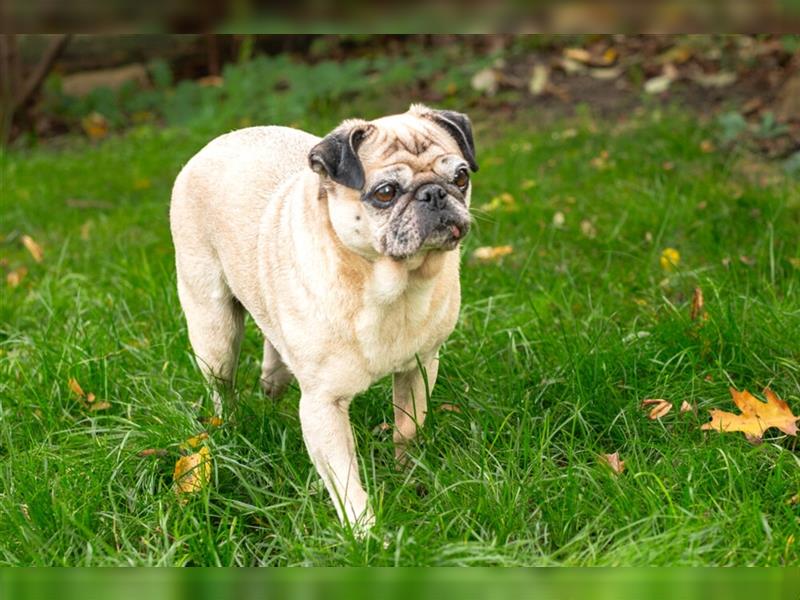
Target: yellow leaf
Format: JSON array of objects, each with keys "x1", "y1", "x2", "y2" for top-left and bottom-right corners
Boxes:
[
  {"x1": 680, "y1": 400, "x2": 694, "y2": 413},
  {"x1": 182, "y1": 432, "x2": 209, "y2": 449},
  {"x1": 88, "y1": 401, "x2": 111, "y2": 411},
  {"x1": 472, "y1": 245, "x2": 513, "y2": 262},
  {"x1": 641, "y1": 398, "x2": 673, "y2": 420},
  {"x1": 81, "y1": 112, "x2": 109, "y2": 140},
  {"x1": 660, "y1": 247, "x2": 680, "y2": 271},
  {"x1": 68, "y1": 377, "x2": 85, "y2": 398},
  {"x1": 174, "y1": 446, "x2": 212, "y2": 497},
  {"x1": 479, "y1": 192, "x2": 518, "y2": 212},
  {"x1": 600, "y1": 452, "x2": 625, "y2": 475},
  {"x1": 21, "y1": 235, "x2": 43, "y2": 263},
  {"x1": 701, "y1": 387, "x2": 799, "y2": 442},
  {"x1": 6, "y1": 266, "x2": 28, "y2": 287}
]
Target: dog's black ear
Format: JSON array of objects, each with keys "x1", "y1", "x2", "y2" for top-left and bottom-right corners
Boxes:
[
  {"x1": 427, "y1": 109, "x2": 478, "y2": 172},
  {"x1": 308, "y1": 124, "x2": 371, "y2": 190}
]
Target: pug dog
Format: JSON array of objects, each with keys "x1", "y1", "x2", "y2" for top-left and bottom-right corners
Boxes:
[{"x1": 170, "y1": 104, "x2": 477, "y2": 532}]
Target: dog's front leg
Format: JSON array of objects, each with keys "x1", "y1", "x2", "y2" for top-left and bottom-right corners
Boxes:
[
  {"x1": 299, "y1": 392, "x2": 373, "y2": 532},
  {"x1": 393, "y1": 353, "x2": 439, "y2": 464}
]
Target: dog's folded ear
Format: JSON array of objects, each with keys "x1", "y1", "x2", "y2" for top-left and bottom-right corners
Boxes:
[
  {"x1": 425, "y1": 109, "x2": 478, "y2": 173},
  {"x1": 309, "y1": 123, "x2": 373, "y2": 190}
]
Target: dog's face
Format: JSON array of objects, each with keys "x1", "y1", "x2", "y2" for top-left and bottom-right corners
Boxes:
[{"x1": 309, "y1": 105, "x2": 478, "y2": 260}]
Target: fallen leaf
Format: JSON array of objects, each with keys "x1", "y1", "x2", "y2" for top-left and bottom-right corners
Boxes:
[
  {"x1": 81, "y1": 112, "x2": 109, "y2": 140},
  {"x1": 600, "y1": 452, "x2": 625, "y2": 475},
  {"x1": 173, "y1": 446, "x2": 212, "y2": 497},
  {"x1": 6, "y1": 266, "x2": 27, "y2": 287},
  {"x1": 660, "y1": 247, "x2": 681, "y2": 271},
  {"x1": 642, "y1": 398, "x2": 673, "y2": 420},
  {"x1": 138, "y1": 448, "x2": 168, "y2": 457},
  {"x1": 564, "y1": 47, "x2": 592, "y2": 64},
  {"x1": 86, "y1": 392, "x2": 96, "y2": 403},
  {"x1": 68, "y1": 377, "x2": 85, "y2": 398},
  {"x1": 680, "y1": 401, "x2": 694, "y2": 413},
  {"x1": 479, "y1": 192, "x2": 518, "y2": 212},
  {"x1": 645, "y1": 74, "x2": 670, "y2": 94},
  {"x1": 472, "y1": 246, "x2": 513, "y2": 262},
  {"x1": 692, "y1": 70, "x2": 737, "y2": 88},
  {"x1": 529, "y1": 64, "x2": 550, "y2": 96},
  {"x1": 182, "y1": 432, "x2": 209, "y2": 449},
  {"x1": 590, "y1": 150, "x2": 610, "y2": 169},
  {"x1": 789, "y1": 493, "x2": 799, "y2": 506},
  {"x1": 789, "y1": 257, "x2": 800, "y2": 270},
  {"x1": 21, "y1": 235, "x2": 43, "y2": 263},
  {"x1": 202, "y1": 416, "x2": 224, "y2": 428},
  {"x1": 80, "y1": 221, "x2": 92, "y2": 241},
  {"x1": 739, "y1": 255, "x2": 755, "y2": 266},
  {"x1": 439, "y1": 403, "x2": 462, "y2": 413},
  {"x1": 552, "y1": 211, "x2": 566, "y2": 227},
  {"x1": 88, "y1": 401, "x2": 111, "y2": 411},
  {"x1": 589, "y1": 67, "x2": 622, "y2": 80},
  {"x1": 701, "y1": 387, "x2": 799, "y2": 442},
  {"x1": 690, "y1": 287, "x2": 705, "y2": 321},
  {"x1": 371, "y1": 422, "x2": 392, "y2": 435},
  {"x1": 471, "y1": 68, "x2": 500, "y2": 96},
  {"x1": 700, "y1": 139, "x2": 715, "y2": 153},
  {"x1": 580, "y1": 219, "x2": 597, "y2": 239}
]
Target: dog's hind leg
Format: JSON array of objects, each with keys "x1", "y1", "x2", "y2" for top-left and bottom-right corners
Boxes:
[
  {"x1": 261, "y1": 338, "x2": 293, "y2": 398},
  {"x1": 176, "y1": 259, "x2": 245, "y2": 416}
]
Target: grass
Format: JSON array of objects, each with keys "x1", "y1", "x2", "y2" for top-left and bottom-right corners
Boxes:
[{"x1": 1, "y1": 73, "x2": 799, "y2": 565}]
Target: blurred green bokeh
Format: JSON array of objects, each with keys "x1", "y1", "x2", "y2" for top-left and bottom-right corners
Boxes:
[{"x1": 2, "y1": 569, "x2": 799, "y2": 600}]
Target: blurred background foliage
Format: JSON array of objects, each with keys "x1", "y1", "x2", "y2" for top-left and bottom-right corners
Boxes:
[{"x1": 2, "y1": 35, "x2": 798, "y2": 172}]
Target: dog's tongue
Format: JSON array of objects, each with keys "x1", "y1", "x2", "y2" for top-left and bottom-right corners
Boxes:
[{"x1": 450, "y1": 225, "x2": 461, "y2": 239}]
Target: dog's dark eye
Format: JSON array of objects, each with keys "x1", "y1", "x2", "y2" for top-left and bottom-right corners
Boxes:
[
  {"x1": 453, "y1": 168, "x2": 469, "y2": 190},
  {"x1": 374, "y1": 183, "x2": 396, "y2": 203}
]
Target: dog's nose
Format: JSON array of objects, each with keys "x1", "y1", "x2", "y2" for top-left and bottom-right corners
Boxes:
[{"x1": 415, "y1": 183, "x2": 448, "y2": 210}]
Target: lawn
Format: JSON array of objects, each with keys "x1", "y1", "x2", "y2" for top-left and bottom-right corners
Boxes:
[{"x1": 1, "y1": 54, "x2": 799, "y2": 566}]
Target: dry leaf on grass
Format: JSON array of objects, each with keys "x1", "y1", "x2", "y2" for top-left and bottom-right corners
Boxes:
[
  {"x1": 600, "y1": 452, "x2": 625, "y2": 475},
  {"x1": 88, "y1": 401, "x2": 111, "y2": 411},
  {"x1": 690, "y1": 287, "x2": 707, "y2": 322},
  {"x1": 701, "y1": 387, "x2": 798, "y2": 442},
  {"x1": 138, "y1": 448, "x2": 168, "y2": 457},
  {"x1": 182, "y1": 432, "x2": 209, "y2": 450},
  {"x1": 438, "y1": 403, "x2": 462, "y2": 413},
  {"x1": 479, "y1": 192, "x2": 518, "y2": 212},
  {"x1": 371, "y1": 422, "x2": 392, "y2": 435},
  {"x1": 68, "y1": 377, "x2": 85, "y2": 398},
  {"x1": 200, "y1": 416, "x2": 224, "y2": 427},
  {"x1": 21, "y1": 235, "x2": 43, "y2": 263},
  {"x1": 6, "y1": 267, "x2": 28, "y2": 287},
  {"x1": 680, "y1": 401, "x2": 695, "y2": 413},
  {"x1": 642, "y1": 398, "x2": 673, "y2": 419},
  {"x1": 173, "y1": 446, "x2": 212, "y2": 498},
  {"x1": 472, "y1": 246, "x2": 513, "y2": 262}
]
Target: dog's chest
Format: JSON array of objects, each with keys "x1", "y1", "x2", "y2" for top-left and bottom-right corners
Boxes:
[{"x1": 355, "y1": 274, "x2": 453, "y2": 376}]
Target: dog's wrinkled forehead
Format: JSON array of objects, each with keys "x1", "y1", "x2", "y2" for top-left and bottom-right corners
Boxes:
[{"x1": 359, "y1": 114, "x2": 461, "y2": 172}]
